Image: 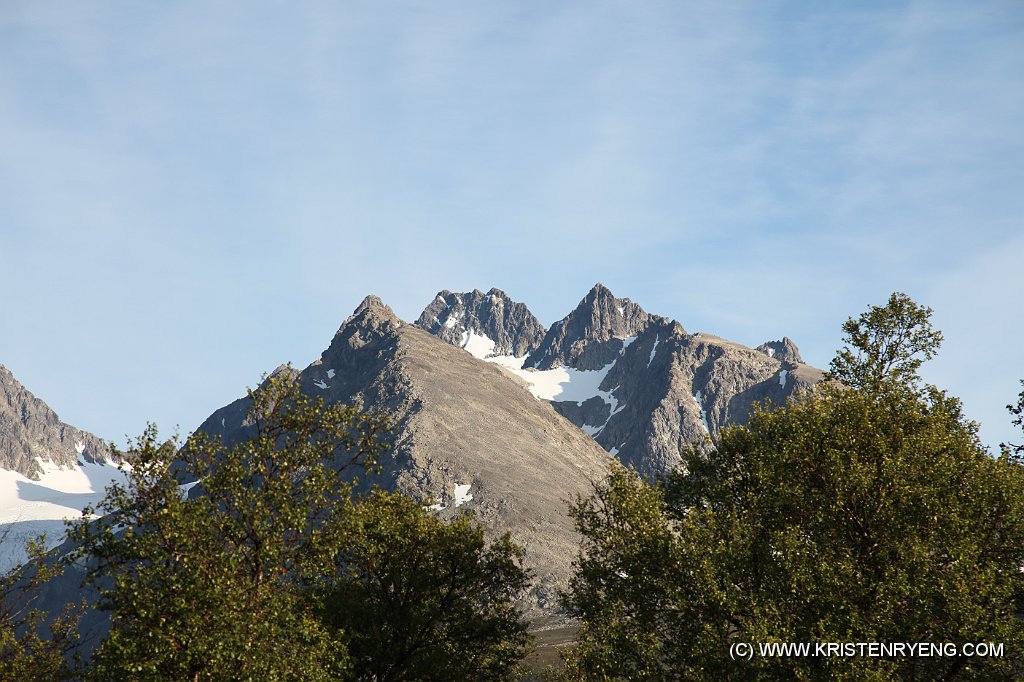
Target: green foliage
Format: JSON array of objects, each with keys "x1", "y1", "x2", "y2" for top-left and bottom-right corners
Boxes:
[
  {"x1": 828, "y1": 291, "x2": 943, "y2": 393},
  {"x1": 563, "y1": 294, "x2": 1024, "y2": 680},
  {"x1": 0, "y1": 532, "x2": 82, "y2": 681},
  {"x1": 1004, "y1": 380, "x2": 1024, "y2": 459},
  {"x1": 68, "y1": 369, "x2": 390, "y2": 680},
  {"x1": 560, "y1": 464, "x2": 725, "y2": 681},
  {"x1": 67, "y1": 369, "x2": 533, "y2": 680},
  {"x1": 314, "y1": 490, "x2": 532, "y2": 681}
]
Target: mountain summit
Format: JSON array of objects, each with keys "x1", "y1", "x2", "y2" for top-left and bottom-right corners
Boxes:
[
  {"x1": 415, "y1": 288, "x2": 545, "y2": 359},
  {"x1": 527, "y1": 283, "x2": 663, "y2": 371}
]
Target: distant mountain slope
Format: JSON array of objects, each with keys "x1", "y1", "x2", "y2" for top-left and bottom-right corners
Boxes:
[
  {"x1": 418, "y1": 284, "x2": 825, "y2": 476},
  {"x1": 0, "y1": 365, "x2": 124, "y2": 569},
  {"x1": 0, "y1": 364, "x2": 111, "y2": 477},
  {"x1": 195, "y1": 296, "x2": 612, "y2": 615}
]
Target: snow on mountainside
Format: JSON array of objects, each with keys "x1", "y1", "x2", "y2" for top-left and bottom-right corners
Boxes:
[
  {"x1": 0, "y1": 365, "x2": 125, "y2": 569},
  {"x1": 0, "y1": 458, "x2": 127, "y2": 570}
]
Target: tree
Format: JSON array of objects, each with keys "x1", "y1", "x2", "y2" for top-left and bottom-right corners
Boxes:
[
  {"x1": 68, "y1": 369, "x2": 390, "y2": 680},
  {"x1": 827, "y1": 291, "x2": 943, "y2": 393},
  {"x1": 313, "y1": 490, "x2": 532, "y2": 681},
  {"x1": 0, "y1": 532, "x2": 82, "y2": 681},
  {"x1": 68, "y1": 369, "x2": 534, "y2": 680},
  {"x1": 562, "y1": 294, "x2": 1024, "y2": 680}
]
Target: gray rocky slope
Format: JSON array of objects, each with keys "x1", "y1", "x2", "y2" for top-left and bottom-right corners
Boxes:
[
  {"x1": 0, "y1": 364, "x2": 111, "y2": 477},
  {"x1": 419, "y1": 284, "x2": 824, "y2": 477},
  {"x1": 195, "y1": 296, "x2": 612, "y2": 616}
]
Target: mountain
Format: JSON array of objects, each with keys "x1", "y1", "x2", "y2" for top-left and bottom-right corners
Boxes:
[
  {"x1": 417, "y1": 284, "x2": 825, "y2": 477},
  {"x1": 11, "y1": 284, "x2": 827, "y2": 642},
  {"x1": 194, "y1": 295, "x2": 612, "y2": 615},
  {"x1": 0, "y1": 365, "x2": 111, "y2": 477}
]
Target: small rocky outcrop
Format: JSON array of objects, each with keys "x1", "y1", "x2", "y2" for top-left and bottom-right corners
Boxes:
[{"x1": 756, "y1": 337, "x2": 804, "y2": 364}]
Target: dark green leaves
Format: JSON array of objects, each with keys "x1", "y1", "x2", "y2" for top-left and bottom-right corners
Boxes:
[
  {"x1": 315, "y1": 491, "x2": 531, "y2": 682},
  {"x1": 562, "y1": 295, "x2": 1024, "y2": 680}
]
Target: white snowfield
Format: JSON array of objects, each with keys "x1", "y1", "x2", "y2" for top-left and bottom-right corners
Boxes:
[
  {"x1": 0, "y1": 458, "x2": 129, "y2": 571},
  {"x1": 459, "y1": 328, "x2": 631, "y2": 437}
]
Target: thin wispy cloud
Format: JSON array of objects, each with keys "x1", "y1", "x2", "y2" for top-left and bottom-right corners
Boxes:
[{"x1": 0, "y1": 1, "x2": 1020, "y2": 448}]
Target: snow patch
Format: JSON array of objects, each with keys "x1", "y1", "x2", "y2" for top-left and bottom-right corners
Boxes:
[
  {"x1": 766, "y1": 347, "x2": 775, "y2": 358},
  {"x1": 694, "y1": 391, "x2": 711, "y2": 434},
  {"x1": 608, "y1": 447, "x2": 619, "y2": 456},
  {"x1": 648, "y1": 335, "x2": 659, "y2": 367},
  {"x1": 454, "y1": 484, "x2": 474, "y2": 507},
  {"x1": 74, "y1": 441, "x2": 84, "y2": 456},
  {"x1": 461, "y1": 329, "x2": 497, "y2": 359},
  {"x1": 313, "y1": 380, "x2": 328, "y2": 390},
  {"x1": 484, "y1": 355, "x2": 626, "y2": 441},
  {"x1": 779, "y1": 369, "x2": 788, "y2": 387},
  {"x1": 326, "y1": 369, "x2": 336, "y2": 379},
  {"x1": 444, "y1": 314, "x2": 459, "y2": 329},
  {"x1": 221, "y1": 417, "x2": 225, "y2": 428},
  {"x1": 620, "y1": 336, "x2": 637, "y2": 354}
]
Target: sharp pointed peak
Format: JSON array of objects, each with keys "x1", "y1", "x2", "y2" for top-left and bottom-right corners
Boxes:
[
  {"x1": 343, "y1": 294, "x2": 402, "y2": 329},
  {"x1": 354, "y1": 294, "x2": 388, "y2": 314}
]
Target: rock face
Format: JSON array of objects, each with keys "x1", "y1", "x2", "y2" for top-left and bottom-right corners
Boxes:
[
  {"x1": 195, "y1": 295, "x2": 612, "y2": 617},
  {"x1": 418, "y1": 284, "x2": 825, "y2": 478},
  {"x1": 415, "y1": 288, "x2": 546, "y2": 359},
  {"x1": 0, "y1": 365, "x2": 111, "y2": 477},
  {"x1": 527, "y1": 283, "x2": 661, "y2": 371}
]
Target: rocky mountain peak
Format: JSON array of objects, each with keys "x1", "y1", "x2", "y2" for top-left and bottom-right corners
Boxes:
[
  {"x1": 526, "y1": 284, "x2": 669, "y2": 370},
  {"x1": 0, "y1": 364, "x2": 111, "y2": 477},
  {"x1": 414, "y1": 288, "x2": 546, "y2": 359},
  {"x1": 349, "y1": 295, "x2": 400, "y2": 325},
  {"x1": 756, "y1": 336, "x2": 804, "y2": 364}
]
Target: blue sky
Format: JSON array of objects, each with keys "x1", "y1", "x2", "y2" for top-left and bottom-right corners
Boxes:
[{"x1": 1, "y1": 1, "x2": 1021, "y2": 451}]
